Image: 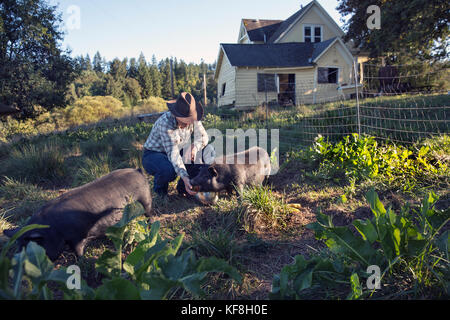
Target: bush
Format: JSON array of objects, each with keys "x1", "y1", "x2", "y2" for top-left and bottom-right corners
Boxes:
[
  {"x1": 270, "y1": 190, "x2": 449, "y2": 299},
  {"x1": 133, "y1": 97, "x2": 167, "y2": 115},
  {"x1": 64, "y1": 96, "x2": 125, "y2": 127}
]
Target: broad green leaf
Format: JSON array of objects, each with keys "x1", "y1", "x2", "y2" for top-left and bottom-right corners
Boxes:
[
  {"x1": 179, "y1": 272, "x2": 208, "y2": 298},
  {"x1": 392, "y1": 228, "x2": 401, "y2": 256},
  {"x1": 95, "y1": 278, "x2": 141, "y2": 300},
  {"x1": 348, "y1": 273, "x2": 362, "y2": 300},
  {"x1": 12, "y1": 248, "x2": 26, "y2": 299},
  {"x1": 365, "y1": 189, "x2": 386, "y2": 219},
  {"x1": 124, "y1": 223, "x2": 161, "y2": 276},
  {"x1": 140, "y1": 276, "x2": 179, "y2": 300},
  {"x1": 196, "y1": 256, "x2": 242, "y2": 283},
  {"x1": 279, "y1": 270, "x2": 289, "y2": 299},
  {"x1": 95, "y1": 251, "x2": 122, "y2": 278},
  {"x1": 436, "y1": 230, "x2": 449, "y2": 261},
  {"x1": 408, "y1": 240, "x2": 428, "y2": 256},
  {"x1": 161, "y1": 251, "x2": 192, "y2": 280},
  {"x1": 293, "y1": 268, "x2": 313, "y2": 293},
  {"x1": 322, "y1": 226, "x2": 374, "y2": 266},
  {"x1": 24, "y1": 241, "x2": 54, "y2": 279},
  {"x1": 353, "y1": 219, "x2": 378, "y2": 243}
]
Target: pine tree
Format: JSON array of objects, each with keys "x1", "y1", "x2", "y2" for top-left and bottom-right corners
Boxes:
[
  {"x1": 150, "y1": 64, "x2": 162, "y2": 98},
  {"x1": 128, "y1": 58, "x2": 138, "y2": 79},
  {"x1": 84, "y1": 54, "x2": 92, "y2": 71},
  {"x1": 137, "y1": 53, "x2": 154, "y2": 99},
  {"x1": 93, "y1": 51, "x2": 104, "y2": 73}
]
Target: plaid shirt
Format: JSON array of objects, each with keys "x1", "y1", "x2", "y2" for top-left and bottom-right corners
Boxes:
[{"x1": 143, "y1": 111, "x2": 209, "y2": 178}]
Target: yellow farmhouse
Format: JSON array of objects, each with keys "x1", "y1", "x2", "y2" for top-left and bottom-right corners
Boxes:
[{"x1": 214, "y1": 0, "x2": 368, "y2": 110}]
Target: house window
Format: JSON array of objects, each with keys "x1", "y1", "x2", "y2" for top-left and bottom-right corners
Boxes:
[
  {"x1": 304, "y1": 26, "x2": 311, "y2": 43},
  {"x1": 318, "y1": 67, "x2": 339, "y2": 84},
  {"x1": 314, "y1": 27, "x2": 322, "y2": 43},
  {"x1": 304, "y1": 25, "x2": 322, "y2": 43},
  {"x1": 257, "y1": 74, "x2": 277, "y2": 92},
  {"x1": 221, "y1": 83, "x2": 226, "y2": 96}
]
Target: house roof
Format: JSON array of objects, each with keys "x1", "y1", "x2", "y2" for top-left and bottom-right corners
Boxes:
[
  {"x1": 242, "y1": 19, "x2": 283, "y2": 42},
  {"x1": 221, "y1": 37, "x2": 337, "y2": 68}
]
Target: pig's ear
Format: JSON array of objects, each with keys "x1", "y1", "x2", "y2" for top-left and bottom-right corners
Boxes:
[
  {"x1": 3, "y1": 227, "x2": 20, "y2": 238},
  {"x1": 208, "y1": 166, "x2": 218, "y2": 177}
]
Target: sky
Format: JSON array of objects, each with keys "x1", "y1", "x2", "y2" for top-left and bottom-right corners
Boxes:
[{"x1": 49, "y1": 0, "x2": 346, "y2": 64}]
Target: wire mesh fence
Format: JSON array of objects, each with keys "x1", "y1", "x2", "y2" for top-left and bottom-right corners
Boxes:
[{"x1": 255, "y1": 64, "x2": 450, "y2": 151}]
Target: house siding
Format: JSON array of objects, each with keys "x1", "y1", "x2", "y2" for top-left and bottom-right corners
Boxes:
[
  {"x1": 314, "y1": 41, "x2": 354, "y2": 103},
  {"x1": 294, "y1": 68, "x2": 316, "y2": 104},
  {"x1": 235, "y1": 68, "x2": 278, "y2": 109},
  {"x1": 217, "y1": 54, "x2": 237, "y2": 107},
  {"x1": 234, "y1": 67, "x2": 317, "y2": 109}
]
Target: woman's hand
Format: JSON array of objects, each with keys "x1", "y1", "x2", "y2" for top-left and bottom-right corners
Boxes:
[{"x1": 182, "y1": 176, "x2": 197, "y2": 196}]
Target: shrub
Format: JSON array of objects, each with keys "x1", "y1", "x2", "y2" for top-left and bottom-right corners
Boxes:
[
  {"x1": 270, "y1": 190, "x2": 449, "y2": 299},
  {"x1": 64, "y1": 96, "x2": 124, "y2": 127},
  {"x1": 133, "y1": 97, "x2": 167, "y2": 115}
]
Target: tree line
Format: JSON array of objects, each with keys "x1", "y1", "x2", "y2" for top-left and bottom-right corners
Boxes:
[
  {"x1": 68, "y1": 53, "x2": 217, "y2": 110},
  {"x1": 0, "y1": 0, "x2": 217, "y2": 120}
]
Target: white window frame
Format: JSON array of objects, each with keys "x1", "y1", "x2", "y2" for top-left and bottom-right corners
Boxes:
[
  {"x1": 317, "y1": 66, "x2": 340, "y2": 84},
  {"x1": 303, "y1": 24, "x2": 323, "y2": 43}
]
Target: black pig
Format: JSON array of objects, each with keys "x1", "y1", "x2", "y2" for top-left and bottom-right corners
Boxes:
[
  {"x1": 190, "y1": 146, "x2": 271, "y2": 194},
  {"x1": 3, "y1": 168, "x2": 152, "y2": 261}
]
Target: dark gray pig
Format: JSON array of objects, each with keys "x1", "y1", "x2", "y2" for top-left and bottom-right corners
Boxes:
[
  {"x1": 3, "y1": 168, "x2": 152, "y2": 261},
  {"x1": 190, "y1": 146, "x2": 271, "y2": 194}
]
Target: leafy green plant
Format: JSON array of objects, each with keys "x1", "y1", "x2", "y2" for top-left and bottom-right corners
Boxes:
[
  {"x1": 0, "y1": 224, "x2": 83, "y2": 299},
  {"x1": 308, "y1": 134, "x2": 448, "y2": 191},
  {"x1": 270, "y1": 189, "x2": 449, "y2": 299},
  {"x1": 0, "y1": 204, "x2": 242, "y2": 300},
  {"x1": 95, "y1": 205, "x2": 242, "y2": 299}
]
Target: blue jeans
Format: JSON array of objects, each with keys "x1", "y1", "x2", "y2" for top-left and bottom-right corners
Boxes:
[
  {"x1": 143, "y1": 145, "x2": 215, "y2": 196},
  {"x1": 142, "y1": 149, "x2": 177, "y2": 196}
]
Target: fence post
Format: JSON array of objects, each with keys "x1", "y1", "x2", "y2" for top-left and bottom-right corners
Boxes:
[
  {"x1": 353, "y1": 59, "x2": 361, "y2": 136},
  {"x1": 265, "y1": 79, "x2": 269, "y2": 132}
]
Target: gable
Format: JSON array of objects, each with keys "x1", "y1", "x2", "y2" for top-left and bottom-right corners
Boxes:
[
  {"x1": 314, "y1": 38, "x2": 353, "y2": 66},
  {"x1": 270, "y1": 0, "x2": 344, "y2": 43},
  {"x1": 238, "y1": 21, "x2": 249, "y2": 43}
]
